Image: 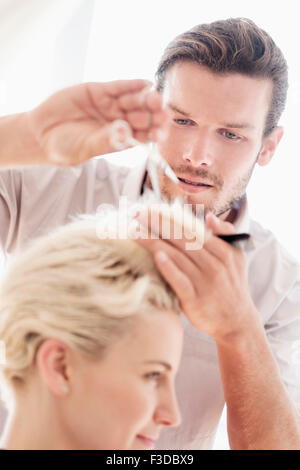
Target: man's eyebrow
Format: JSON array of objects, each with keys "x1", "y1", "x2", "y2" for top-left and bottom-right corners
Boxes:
[
  {"x1": 143, "y1": 360, "x2": 172, "y2": 371},
  {"x1": 168, "y1": 102, "x2": 255, "y2": 129},
  {"x1": 167, "y1": 103, "x2": 191, "y2": 117},
  {"x1": 220, "y1": 122, "x2": 255, "y2": 130}
]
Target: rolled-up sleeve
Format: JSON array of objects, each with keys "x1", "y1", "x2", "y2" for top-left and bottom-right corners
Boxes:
[{"x1": 265, "y1": 278, "x2": 300, "y2": 413}]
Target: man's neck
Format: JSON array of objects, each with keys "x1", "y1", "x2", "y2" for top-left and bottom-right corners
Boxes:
[{"x1": 220, "y1": 207, "x2": 238, "y2": 224}]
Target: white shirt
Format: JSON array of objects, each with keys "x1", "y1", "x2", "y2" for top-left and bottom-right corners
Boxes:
[{"x1": 0, "y1": 157, "x2": 300, "y2": 449}]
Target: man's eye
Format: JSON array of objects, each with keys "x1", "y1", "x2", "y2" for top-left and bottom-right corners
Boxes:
[
  {"x1": 222, "y1": 130, "x2": 241, "y2": 140},
  {"x1": 174, "y1": 119, "x2": 192, "y2": 126}
]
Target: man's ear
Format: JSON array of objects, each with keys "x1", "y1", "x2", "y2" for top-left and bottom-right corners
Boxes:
[
  {"x1": 257, "y1": 126, "x2": 284, "y2": 167},
  {"x1": 35, "y1": 339, "x2": 73, "y2": 397}
]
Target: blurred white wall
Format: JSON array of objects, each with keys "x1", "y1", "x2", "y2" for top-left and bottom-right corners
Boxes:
[{"x1": 0, "y1": 0, "x2": 94, "y2": 114}]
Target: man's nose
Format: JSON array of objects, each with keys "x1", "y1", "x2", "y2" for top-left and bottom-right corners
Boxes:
[
  {"x1": 182, "y1": 130, "x2": 214, "y2": 167},
  {"x1": 153, "y1": 387, "x2": 181, "y2": 428}
]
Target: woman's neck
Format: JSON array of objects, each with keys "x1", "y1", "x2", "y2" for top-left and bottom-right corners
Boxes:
[{"x1": 3, "y1": 399, "x2": 74, "y2": 450}]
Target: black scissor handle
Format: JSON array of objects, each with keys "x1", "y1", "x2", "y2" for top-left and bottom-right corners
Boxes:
[{"x1": 217, "y1": 233, "x2": 250, "y2": 245}]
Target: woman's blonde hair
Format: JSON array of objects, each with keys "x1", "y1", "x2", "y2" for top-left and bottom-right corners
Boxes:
[{"x1": 0, "y1": 217, "x2": 180, "y2": 388}]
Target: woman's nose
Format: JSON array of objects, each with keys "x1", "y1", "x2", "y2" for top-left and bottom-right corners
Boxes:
[{"x1": 153, "y1": 387, "x2": 181, "y2": 428}]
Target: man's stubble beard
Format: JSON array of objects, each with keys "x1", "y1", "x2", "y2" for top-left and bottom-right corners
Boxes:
[{"x1": 156, "y1": 156, "x2": 258, "y2": 218}]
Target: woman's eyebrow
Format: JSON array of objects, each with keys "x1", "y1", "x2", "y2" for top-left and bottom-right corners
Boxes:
[{"x1": 143, "y1": 360, "x2": 172, "y2": 371}]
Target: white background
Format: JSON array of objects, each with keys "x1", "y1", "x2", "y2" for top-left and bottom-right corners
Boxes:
[{"x1": 1, "y1": 0, "x2": 300, "y2": 449}]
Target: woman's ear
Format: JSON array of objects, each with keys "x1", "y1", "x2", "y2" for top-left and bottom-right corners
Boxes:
[
  {"x1": 257, "y1": 126, "x2": 284, "y2": 167},
  {"x1": 35, "y1": 339, "x2": 73, "y2": 397}
]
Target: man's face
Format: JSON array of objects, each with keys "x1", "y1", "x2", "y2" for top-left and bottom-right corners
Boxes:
[{"x1": 155, "y1": 61, "x2": 274, "y2": 218}]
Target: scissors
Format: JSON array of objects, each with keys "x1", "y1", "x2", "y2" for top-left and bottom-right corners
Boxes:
[{"x1": 109, "y1": 119, "x2": 251, "y2": 248}]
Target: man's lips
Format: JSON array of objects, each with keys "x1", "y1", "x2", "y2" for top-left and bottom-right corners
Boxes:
[
  {"x1": 177, "y1": 176, "x2": 214, "y2": 194},
  {"x1": 177, "y1": 176, "x2": 213, "y2": 187}
]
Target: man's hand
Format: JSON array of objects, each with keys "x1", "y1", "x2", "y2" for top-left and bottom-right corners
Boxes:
[
  {"x1": 25, "y1": 79, "x2": 167, "y2": 166},
  {"x1": 133, "y1": 210, "x2": 257, "y2": 344}
]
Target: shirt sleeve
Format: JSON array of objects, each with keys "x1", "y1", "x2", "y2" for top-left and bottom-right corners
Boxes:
[
  {"x1": 0, "y1": 160, "x2": 132, "y2": 259},
  {"x1": 265, "y1": 277, "x2": 300, "y2": 413}
]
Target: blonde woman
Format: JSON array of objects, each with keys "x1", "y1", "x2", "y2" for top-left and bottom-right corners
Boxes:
[{"x1": 0, "y1": 218, "x2": 183, "y2": 450}]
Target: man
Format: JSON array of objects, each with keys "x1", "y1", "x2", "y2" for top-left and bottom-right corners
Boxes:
[{"x1": 0, "y1": 18, "x2": 300, "y2": 449}]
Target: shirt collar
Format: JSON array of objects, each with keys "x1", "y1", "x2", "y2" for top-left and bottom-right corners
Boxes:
[
  {"x1": 122, "y1": 162, "x2": 250, "y2": 234},
  {"x1": 231, "y1": 195, "x2": 250, "y2": 233},
  {"x1": 121, "y1": 158, "x2": 148, "y2": 202}
]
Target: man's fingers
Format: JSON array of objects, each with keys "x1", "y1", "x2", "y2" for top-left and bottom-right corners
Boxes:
[
  {"x1": 144, "y1": 91, "x2": 164, "y2": 112},
  {"x1": 204, "y1": 235, "x2": 247, "y2": 268},
  {"x1": 133, "y1": 233, "x2": 201, "y2": 291},
  {"x1": 135, "y1": 207, "x2": 242, "y2": 275},
  {"x1": 82, "y1": 122, "x2": 133, "y2": 158},
  {"x1": 117, "y1": 88, "x2": 154, "y2": 110},
  {"x1": 101, "y1": 79, "x2": 151, "y2": 97},
  {"x1": 205, "y1": 212, "x2": 236, "y2": 235},
  {"x1": 126, "y1": 109, "x2": 167, "y2": 131},
  {"x1": 154, "y1": 251, "x2": 196, "y2": 300},
  {"x1": 136, "y1": 207, "x2": 205, "y2": 253},
  {"x1": 132, "y1": 129, "x2": 152, "y2": 144}
]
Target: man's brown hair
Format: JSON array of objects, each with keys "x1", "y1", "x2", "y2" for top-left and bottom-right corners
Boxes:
[{"x1": 156, "y1": 18, "x2": 288, "y2": 137}]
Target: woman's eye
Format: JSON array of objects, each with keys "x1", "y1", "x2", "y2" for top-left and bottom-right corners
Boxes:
[
  {"x1": 145, "y1": 371, "x2": 161, "y2": 380},
  {"x1": 222, "y1": 130, "x2": 241, "y2": 140}
]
